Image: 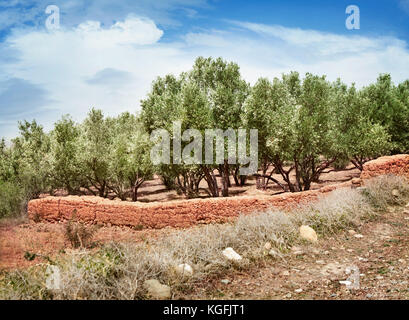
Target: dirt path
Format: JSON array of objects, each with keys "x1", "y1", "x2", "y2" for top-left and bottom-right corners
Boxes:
[{"x1": 181, "y1": 206, "x2": 409, "y2": 300}]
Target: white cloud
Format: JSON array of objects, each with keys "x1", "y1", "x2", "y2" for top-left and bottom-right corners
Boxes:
[{"x1": 1, "y1": 17, "x2": 409, "y2": 138}]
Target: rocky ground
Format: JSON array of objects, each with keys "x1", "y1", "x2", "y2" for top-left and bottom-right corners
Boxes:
[{"x1": 180, "y1": 205, "x2": 409, "y2": 300}]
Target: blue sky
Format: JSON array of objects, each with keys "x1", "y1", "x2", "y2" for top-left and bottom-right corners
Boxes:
[{"x1": 1, "y1": 0, "x2": 409, "y2": 138}]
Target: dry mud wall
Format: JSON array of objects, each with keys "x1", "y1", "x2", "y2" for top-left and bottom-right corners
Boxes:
[{"x1": 28, "y1": 155, "x2": 409, "y2": 229}]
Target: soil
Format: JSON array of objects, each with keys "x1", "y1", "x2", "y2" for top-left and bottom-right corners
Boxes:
[{"x1": 178, "y1": 206, "x2": 409, "y2": 300}]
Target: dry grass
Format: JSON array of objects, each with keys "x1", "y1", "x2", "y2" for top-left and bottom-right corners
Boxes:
[
  {"x1": 363, "y1": 174, "x2": 409, "y2": 209},
  {"x1": 64, "y1": 219, "x2": 98, "y2": 249},
  {"x1": 1, "y1": 174, "x2": 408, "y2": 300}
]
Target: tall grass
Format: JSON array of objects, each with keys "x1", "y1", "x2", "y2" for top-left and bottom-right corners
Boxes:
[{"x1": 1, "y1": 175, "x2": 408, "y2": 300}]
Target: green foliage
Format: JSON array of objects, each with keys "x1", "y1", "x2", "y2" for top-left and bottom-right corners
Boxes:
[
  {"x1": 363, "y1": 74, "x2": 409, "y2": 154},
  {"x1": 0, "y1": 180, "x2": 25, "y2": 219},
  {"x1": 12, "y1": 120, "x2": 52, "y2": 198},
  {"x1": 264, "y1": 73, "x2": 339, "y2": 191},
  {"x1": 50, "y1": 115, "x2": 83, "y2": 193},
  {"x1": 332, "y1": 81, "x2": 391, "y2": 170},
  {"x1": 77, "y1": 108, "x2": 112, "y2": 197},
  {"x1": 109, "y1": 113, "x2": 154, "y2": 201}
]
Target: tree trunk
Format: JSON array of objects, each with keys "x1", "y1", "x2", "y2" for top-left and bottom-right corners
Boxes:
[
  {"x1": 202, "y1": 165, "x2": 219, "y2": 197},
  {"x1": 219, "y1": 161, "x2": 229, "y2": 197}
]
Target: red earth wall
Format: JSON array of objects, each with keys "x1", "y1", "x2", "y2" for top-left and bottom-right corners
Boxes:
[
  {"x1": 360, "y1": 154, "x2": 409, "y2": 181},
  {"x1": 28, "y1": 183, "x2": 350, "y2": 229},
  {"x1": 28, "y1": 155, "x2": 409, "y2": 229}
]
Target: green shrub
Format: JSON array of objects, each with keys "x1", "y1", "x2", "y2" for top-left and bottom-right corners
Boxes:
[{"x1": 0, "y1": 180, "x2": 25, "y2": 219}]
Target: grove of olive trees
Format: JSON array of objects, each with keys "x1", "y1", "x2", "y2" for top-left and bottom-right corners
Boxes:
[{"x1": 1, "y1": 56, "x2": 408, "y2": 219}]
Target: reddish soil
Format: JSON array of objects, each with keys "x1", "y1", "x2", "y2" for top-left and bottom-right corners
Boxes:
[{"x1": 0, "y1": 220, "x2": 173, "y2": 270}]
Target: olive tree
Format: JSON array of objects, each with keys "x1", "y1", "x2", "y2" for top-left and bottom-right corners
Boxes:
[
  {"x1": 11, "y1": 120, "x2": 52, "y2": 198},
  {"x1": 244, "y1": 77, "x2": 291, "y2": 190},
  {"x1": 332, "y1": 81, "x2": 391, "y2": 171},
  {"x1": 77, "y1": 109, "x2": 112, "y2": 198},
  {"x1": 363, "y1": 74, "x2": 408, "y2": 154},
  {"x1": 268, "y1": 72, "x2": 339, "y2": 192},
  {"x1": 141, "y1": 74, "x2": 212, "y2": 198},
  {"x1": 49, "y1": 115, "x2": 83, "y2": 193},
  {"x1": 108, "y1": 113, "x2": 153, "y2": 201},
  {"x1": 190, "y1": 57, "x2": 250, "y2": 196}
]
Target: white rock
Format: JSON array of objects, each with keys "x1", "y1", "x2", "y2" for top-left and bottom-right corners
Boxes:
[
  {"x1": 221, "y1": 279, "x2": 230, "y2": 285},
  {"x1": 339, "y1": 280, "x2": 352, "y2": 286},
  {"x1": 269, "y1": 249, "x2": 279, "y2": 257},
  {"x1": 222, "y1": 247, "x2": 242, "y2": 261},
  {"x1": 299, "y1": 225, "x2": 318, "y2": 243},
  {"x1": 175, "y1": 263, "x2": 193, "y2": 277},
  {"x1": 264, "y1": 242, "x2": 272, "y2": 251},
  {"x1": 354, "y1": 234, "x2": 364, "y2": 239},
  {"x1": 392, "y1": 189, "x2": 400, "y2": 197},
  {"x1": 144, "y1": 279, "x2": 171, "y2": 300},
  {"x1": 291, "y1": 246, "x2": 305, "y2": 255},
  {"x1": 294, "y1": 289, "x2": 303, "y2": 293},
  {"x1": 348, "y1": 230, "x2": 357, "y2": 235},
  {"x1": 281, "y1": 270, "x2": 290, "y2": 276}
]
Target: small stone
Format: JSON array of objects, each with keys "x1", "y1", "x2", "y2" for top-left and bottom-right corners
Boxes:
[
  {"x1": 222, "y1": 247, "x2": 242, "y2": 261},
  {"x1": 291, "y1": 246, "x2": 305, "y2": 255},
  {"x1": 339, "y1": 280, "x2": 352, "y2": 286},
  {"x1": 392, "y1": 189, "x2": 400, "y2": 197},
  {"x1": 264, "y1": 242, "x2": 272, "y2": 251},
  {"x1": 175, "y1": 263, "x2": 193, "y2": 277},
  {"x1": 366, "y1": 294, "x2": 373, "y2": 299},
  {"x1": 348, "y1": 230, "x2": 357, "y2": 235},
  {"x1": 299, "y1": 225, "x2": 318, "y2": 243},
  {"x1": 221, "y1": 279, "x2": 230, "y2": 285},
  {"x1": 294, "y1": 289, "x2": 303, "y2": 293},
  {"x1": 269, "y1": 249, "x2": 279, "y2": 257},
  {"x1": 376, "y1": 276, "x2": 384, "y2": 280},
  {"x1": 352, "y1": 178, "x2": 361, "y2": 185},
  {"x1": 285, "y1": 293, "x2": 292, "y2": 298},
  {"x1": 311, "y1": 248, "x2": 320, "y2": 255},
  {"x1": 316, "y1": 260, "x2": 326, "y2": 265},
  {"x1": 144, "y1": 279, "x2": 171, "y2": 300},
  {"x1": 354, "y1": 234, "x2": 364, "y2": 239},
  {"x1": 398, "y1": 259, "x2": 405, "y2": 263},
  {"x1": 281, "y1": 270, "x2": 290, "y2": 276}
]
